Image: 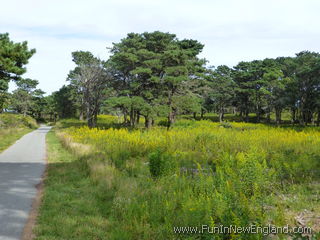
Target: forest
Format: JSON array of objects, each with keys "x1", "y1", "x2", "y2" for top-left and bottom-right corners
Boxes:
[{"x1": 1, "y1": 31, "x2": 320, "y2": 128}]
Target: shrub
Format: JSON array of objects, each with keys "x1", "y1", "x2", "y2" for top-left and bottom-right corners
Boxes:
[
  {"x1": 149, "y1": 149, "x2": 178, "y2": 177},
  {"x1": 219, "y1": 121, "x2": 232, "y2": 128},
  {"x1": 0, "y1": 113, "x2": 37, "y2": 129}
]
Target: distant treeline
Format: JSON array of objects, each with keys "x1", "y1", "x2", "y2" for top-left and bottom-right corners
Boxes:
[{"x1": 1, "y1": 31, "x2": 320, "y2": 127}]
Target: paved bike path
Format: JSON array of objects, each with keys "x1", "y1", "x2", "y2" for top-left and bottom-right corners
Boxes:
[{"x1": 0, "y1": 126, "x2": 51, "y2": 240}]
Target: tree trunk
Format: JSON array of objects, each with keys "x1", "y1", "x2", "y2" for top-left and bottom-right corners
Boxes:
[
  {"x1": 94, "y1": 112, "x2": 98, "y2": 127},
  {"x1": 275, "y1": 108, "x2": 282, "y2": 125},
  {"x1": 79, "y1": 99, "x2": 86, "y2": 121},
  {"x1": 167, "y1": 111, "x2": 175, "y2": 130},
  {"x1": 0, "y1": 101, "x2": 4, "y2": 114},
  {"x1": 256, "y1": 105, "x2": 261, "y2": 123},
  {"x1": 200, "y1": 108, "x2": 204, "y2": 119},
  {"x1": 299, "y1": 111, "x2": 304, "y2": 125},
  {"x1": 193, "y1": 112, "x2": 197, "y2": 120},
  {"x1": 219, "y1": 107, "x2": 224, "y2": 123},
  {"x1": 79, "y1": 110, "x2": 84, "y2": 121},
  {"x1": 87, "y1": 113, "x2": 96, "y2": 128},
  {"x1": 123, "y1": 110, "x2": 128, "y2": 124},
  {"x1": 291, "y1": 108, "x2": 296, "y2": 124},
  {"x1": 311, "y1": 112, "x2": 316, "y2": 125},
  {"x1": 301, "y1": 109, "x2": 309, "y2": 126},
  {"x1": 167, "y1": 90, "x2": 174, "y2": 130},
  {"x1": 145, "y1": 116, "x2": 152, "y2": 129},
  {"x1": 245, "y1": 109, "x2": 249, "y2": 122},
  {"x1": 129, "y1": 108, "x2": 135, "y2": 127},
  {"x1": 308, "y1": 110, "x2": 313, "y2": 124},
  {"x1": 133, "y1": 110, "x2": 137, "y2": 125},
  {"x1": 266, "y1": 111, "x2": 271, "y2": 123},
  {"x1": 317, "y1": 110, "x2": 320, "y2": 126},
  {"x1": 88, "y1": 116, "x2": 93, "y2": 128}
]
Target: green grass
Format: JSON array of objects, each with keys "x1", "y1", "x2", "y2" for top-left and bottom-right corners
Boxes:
[
  {"x1": 0, "y1": 128, "x2": 34, "y2": 153},
  {"x1": 34, "y1": 130, "x2": 111, "y2": 240},
  {"x1": 36, "y1": 119, "x2": 320, "y2": 239},
  {"x1": 0, "y1": 113, "x2": 38, "y2": 129},
  {"x1": 0, "y1": 113, "x2": 38, "y2": 153}
]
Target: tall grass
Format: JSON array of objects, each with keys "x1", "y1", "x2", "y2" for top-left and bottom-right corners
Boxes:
[
  {"x1": 56, "y1": 117, "x2": 320, "y2": 239},
  {"x1": 0, "y1": 113, "x2": 38, "y2": 152},
  {"x1": 0, "y1": 113, "x2": 38, "y2": 129}
]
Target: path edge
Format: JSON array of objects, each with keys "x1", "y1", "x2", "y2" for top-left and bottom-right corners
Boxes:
[{"x1": 21, "y1": 129, "x2": 50, "y2": 240}]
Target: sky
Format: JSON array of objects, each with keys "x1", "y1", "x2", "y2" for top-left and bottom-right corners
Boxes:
[{"x1": 1, "y1": 0, "x2": 320, "y2": 95}]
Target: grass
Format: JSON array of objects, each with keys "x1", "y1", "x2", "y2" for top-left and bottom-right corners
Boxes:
[
  {"x1": 0, "y1": 113, "x2": 38, "y2": 128},
  {"x1": 0, "y1": 113, "x2": 38, "y2": 153},
  {"x1": 36, "y1": 116, "x2": 320, "y2": 239},
  {"x1": 34, "y1": 130, "x2": 111, "y2": 240},
  {"x1": 0, "y1": 128, "x2": 34, "y2": 152}
]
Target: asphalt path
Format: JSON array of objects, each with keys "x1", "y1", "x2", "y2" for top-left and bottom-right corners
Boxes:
[{"x1": 0, "y1": 126, "x2": 51, "y2": 240}]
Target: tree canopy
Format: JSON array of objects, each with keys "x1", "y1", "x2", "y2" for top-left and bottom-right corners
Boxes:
[
  {"x1": 0, "y1": 33, "x2": 35, "y2": 112},
  {"x1": 2, "y1": 31, "x2": 320, "y2": 127}
]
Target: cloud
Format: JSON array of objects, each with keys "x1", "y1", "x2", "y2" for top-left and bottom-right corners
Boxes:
[{"x1": 2, "y1": 0, "x2": 320, "y2": 94}]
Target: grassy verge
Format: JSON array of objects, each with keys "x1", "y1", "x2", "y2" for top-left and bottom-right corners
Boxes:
[
  {"x1": 0, "y1": 113, "x2": 38, "y2": 152},
  {"x1": 0, "y1": 128, "x2": 33, "y2": 153},
  {"x1": 34, "y1": 130, "x2": 110, "y2": 240}
]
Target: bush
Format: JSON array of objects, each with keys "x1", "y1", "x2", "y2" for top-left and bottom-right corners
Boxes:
[
  {"x1": 149, "y1": 149, "x2": 178, "y2": 177},
  {"x1": 219, "y1": 121, "x2": 232, "y2": 128},
  {"x1": 0, "y1": 113, "x2": 37, "y2": 129}
]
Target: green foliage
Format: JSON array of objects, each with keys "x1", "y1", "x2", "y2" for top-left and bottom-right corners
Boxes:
[
  {"x1": 67, "y1": 51, "x2": 112, "y2": 128},
  {"x1": 0, "y1": 33, "x2": 35, "y2": 111},
  {"x1": 219, "y1": 121, "x2": 232, "y2": 128},
  {"x1": 0, "y1": 113, "x2": 37, "y2": 129},
  {"x1": 34, "y1": 131, "x2": 110, "y2": 240},
  {"x1": 0, "y1": 113, "x2": 38, "y2": 152},
  {"x1": 52, "y1": 85, "x2": 77, "y2": 118},
  {"x1": 108, "y1": 31, "x2": 205, "y2": 128},
  {"x1": 205, "y1": 65, "x2": 235, "y2": 122},
  {"x1": 11, "y1": 78, "x2": 40, "y2": 116},
  {"x1": 149, "y1": 149, "x2": 178, "y2": 177},
  {"x1": 56, "y1": 117, "x2": 320, "y2": 239}
]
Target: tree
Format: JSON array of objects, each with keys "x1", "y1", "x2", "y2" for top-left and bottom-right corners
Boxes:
[
  {"x1": 11, "y1": 78, "x2": 39, "y2": 116},
  {"x1": 42, "y1": 95, "x2": 58, "y2": 122},
  {"x1": 233, "y1": 59, "x2": 286, "y2": 123},
  {"x1": 29, "y1": 89, "x2": 46, "y2": 120},
  {"x1": 275, "y1": 57, "x2": 297, "y2": 123},
  {"x1": 294, "y1": 51, "x2": 320, "y2": 125},
  {"x1": 0, "y1": 33, "x2": 35, "y2": 112},
  {"x1": 108, "y1": 32, "x2": 174, "y2": 127},
  {"x1": 52, "y1": 85, "x2": 77, "y2": 119},
  {"x1": 108, "y1": 31, "x2": 205, "y2": 129},
  {"x1": 260, "y1": 66, "x2": 288, "y2": 124},
  {"x1": 207, "y1": 65, "x2": 235, "y2": 122},
  {"x1": 233, "y1": 61, "x2": 254, "y2": 122},
  {"x1": 161, "y1": 38, "x2": 205, "y2": 128},
  {"x1": 68, "y1": 51, "x2": 112, "y2": 128}
]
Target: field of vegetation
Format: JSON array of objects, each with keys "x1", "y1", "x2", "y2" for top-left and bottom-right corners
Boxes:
[
  {"x1": 2, "y1": 29, "x2": 320, "y2": 240},
  {"x1": 35, "y1": 115, "x2": 320, "y2": 240},
  {"x1": 0, "y1": 113, "x2": 38, "y2": 152}
]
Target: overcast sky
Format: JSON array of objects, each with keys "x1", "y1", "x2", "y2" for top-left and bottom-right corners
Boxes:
[{"x1": 1, "y1": 0, "x2": 320, "y2": 94}]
